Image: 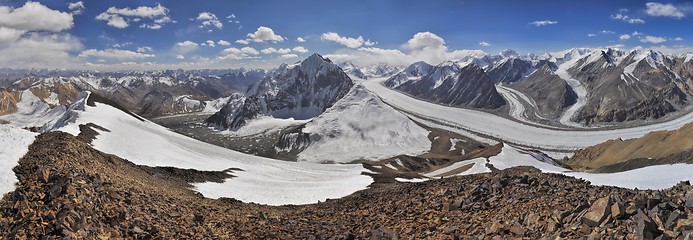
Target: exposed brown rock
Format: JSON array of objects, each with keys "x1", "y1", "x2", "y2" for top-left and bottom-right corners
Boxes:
[{"x1": 2, "y1": 132, "x2": 693, "y2": 239}]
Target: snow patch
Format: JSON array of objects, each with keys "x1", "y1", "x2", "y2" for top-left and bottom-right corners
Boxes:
[{"x1": 0, "y1": 125, "x2": 37, "y2": 195}]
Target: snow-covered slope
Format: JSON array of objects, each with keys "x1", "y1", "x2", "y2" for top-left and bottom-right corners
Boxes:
[
  {"x1": 0, "y1": 125, "x2": 37, "y2": 195},
  {"x1": 0, "y1": 90, "x2": 67, "y2": 129},
  {"x1": 51, "y1": 93, "x2": 373, "y2": 205},
  {"x1": 297, "y1": 85, "x2": 431, "y2": 163}
]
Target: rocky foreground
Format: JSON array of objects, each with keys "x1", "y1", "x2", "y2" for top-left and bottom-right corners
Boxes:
[{"x1": 2, "y1": 132, "x2": 693, "y2": 239}]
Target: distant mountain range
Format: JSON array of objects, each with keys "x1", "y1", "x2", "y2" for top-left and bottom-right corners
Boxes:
[
  {"x1": 2, "y1": 48, "x2": 693, "y2": 129},
  {"x1": 380, "y1": 48, "x2": 693, "y2": 126}
]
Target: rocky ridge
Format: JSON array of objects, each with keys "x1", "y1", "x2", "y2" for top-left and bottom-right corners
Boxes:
[{"x1": 3, "y1": 132, "x2": 693, "y2": 238}]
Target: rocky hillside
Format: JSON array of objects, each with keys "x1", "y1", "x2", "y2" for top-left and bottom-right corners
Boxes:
[
  {"x1": 3, "y1": 132, "x2": 693, "y2": 239},
  {"x1": 386, "y1": 62, "x2": 506, "y2": 109},
  {"x1": 568, "y1": 49, "x2": 689, "y2": 125},
  {"x1": 206, "y1": 53, "x2": 354, "y2": 129},
  {"x1": 567, "y1": 122, "x2": 693, "y2": 172}
]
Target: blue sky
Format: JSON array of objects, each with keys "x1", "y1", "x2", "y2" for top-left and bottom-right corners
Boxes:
[{"x1": 0, "y1": 0, "x2": 691, "y2": 70}]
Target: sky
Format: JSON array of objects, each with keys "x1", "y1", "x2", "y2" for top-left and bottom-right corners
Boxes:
[{"x1": 0, "y1": 0, "x2": 692, "y2": 71}]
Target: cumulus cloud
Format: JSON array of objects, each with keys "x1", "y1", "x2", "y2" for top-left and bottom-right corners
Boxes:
[
  {"x1": 0, "y1": 33, "x2": 83, "y2": 69},
  {"x1": 328, "y1": 32, "x2": 489, "y2": 67},
  {"x1": 261, "y1": 47, "x2": 295, "y2": 54},
  {"x1": 96, "y1": 4, "x2": 171, "y2": 29},
  {"x1": 217, "y1": 40, "x2": 231, "y2": 46},
  {"x1": 67, "y1": 2, "x2": 85, "y2": 15},
  {"x1": 292, "y1": 46, "x2": 308, "y2": 53},
  {"x1": 645, "y1": 2, "x2": 685, "y2": 18},
  {"x1": 296, "y1": 37, "x2": 306, "y2": 42},
  {"x1": 674, "y1": 37, "x2": 684, "y2": 41},
  {"x1": 610, "y1": 9, "x2": 646, "y2": 24},
  {"x1": 240, "y1": 46, "x2": 259, "y2": 55},
  {"x1": 78, "y1": 48, "x2": 154, "y2": 59},
  {"x1": 0, "y1": 2, "x2": 74, "y2": 32},
  {"x1": 600, "y1": 30, "x2": 616, "y2": 34},
  {"x1": 174, "y1": 40, "x2": 199, "y2": 53},
  {"x1": 478, "y1": 41, "x2": 491, "y2": 47},
  {"x1": 280, "y1": 54, "x2": 298, "y2": 59},
  {"x1": 136, "y1": 46, "x2": 153, "y2": 53},
  {"x1": 261, "y1": 47, "x2": 277, "y2": 54},
  {"x1": 220, "y1": 47, "x2": 259, "y2": 60},
  {"x1": 176, "y1": 55, "x2": 185, "y2": 59},
  {"x1": 587, "y1": 33, "x2": 597, "y2": 37},
  {"x1": 529, "y1": 20, "x2": 557, "y2": 26},
  {"x1": 320, "y1": 32, "x2": 375, "y2": 48},
  {"x1": 640, "y1": 35, "x2": 667, "y2": 44},
  {"x1": 403, "y1": 32, "x2": 446, "y2": 50},
  {"x1": 201, "y1": 40, "x2": 215, "y2": 47},
  {"x1": 619, "y1": 34, "x2": 631, "y2": 40},
  {"x1": 0, "y1": 27, "x2": 26, "y2": 44},
  {"x1": 245, "y1": 26, "x2": 284, "y2": 43},
  {"x1": 235, "y1": 39, "x2": 249, "y2": 45},
  {"x1": 195, "y1": 12, "x2": 223, "y2": 30}
]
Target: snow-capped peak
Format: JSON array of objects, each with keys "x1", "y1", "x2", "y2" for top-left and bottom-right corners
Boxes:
[{"x1": 685, "y1": 53, "x2": 693, "y2": 63}]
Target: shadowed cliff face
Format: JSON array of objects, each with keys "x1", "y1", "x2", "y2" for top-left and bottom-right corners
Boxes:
[
  {"x1": 387, "y1": 62, "x2": 506, "y2": 110},
  {"x1": 206, "y1": 53, "x2": 354, "y2": 130}
]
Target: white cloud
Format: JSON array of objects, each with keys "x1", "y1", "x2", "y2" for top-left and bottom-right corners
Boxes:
[
  {"x1": 235, "y1": 39, "x2": 249, "y2": 45},
  {"x1": 587, "y1": 33, "x2": 597, "y2": 37},
  {"x1": 176, "y1": 55, "x2": 185, "y2": 60},
  {"x1": 78, "y1": 48, "x2": 154, "y2": 60},
  {"x1": 96, "y1": 4, "x2": 171, "y2": 29},
  {"x1": 296, "y1": 37, "x2": 306, "y2": 42},
  {"x1": 174, "y1": 40, "x2": 199, "y2": 53},
  {"x1": 261, "y1": 47, "x2": 277, "y2": 54},
  {"x1": 241, "y1": 46, "x2": 259, "y2": 55},
  {"x1": 136, "y1": 46, "x2": 153, "y2": 53},
  {"x1": 632, "y1": 31, "x2": 643, "y2": 36},
  {"x1": 245, "y1": 26, "x2": 284, "y2": 42},
  {"x1": 645, "y1": 2, "x2": 685, "y2": 18},
  {"x1": 277, "y1": 48, "x2": 291, "y2": 54},
  {"x1": 600, "y1": 30, "x2": 616, "y2": 34},
  {"x1": 200, "y1": 40, "x2": 215, "y2": 47},
  {"x1": 0, "y1": 33, "x2": 83, "y2": 69},
  {"x1": 529, "y1": 20, "x2": 558, "y2": 26},
  {"x1": 0, "y1": 27, "x2": 26, "y2": 44},
  {"x1": 404, "y1": 32, "x2": 445, "y2": 49},
  {"x1": 626, "y1": 18, "x2": 646, "y2": 24},
  {"x1": 610, "y1": 13, "x2": 646, "y2": 24},
  {"x1": 640, "y1": 35, "x2": 667, "y2": 44},
  {"x1": 619, "y1": 34, "x2": 631, "y2": 40},
  {"x1": 292, "y1": 46, "x2": 308, "y2": 53},
  {"x1": 139, "y1": 24, "x2": 161, "y2": 30},
  {"x1": 195, "y1": 12, "x2": 223, "y2": 30},
  {"x1": 478, "y1": 41, "x2": 491, "y2": 47},
  {"x1": 320, "y1": 32, "x2": 375, "y2": 48},
  {"x1": 219, "y1": 47, "x2": 259, "y2": 60},
  {"x1": 280, "y1": 54, "x2": 298, "y2": 59},
  {"x1": 0, "y1": 2, "x2": 74, "y2": 32},
  {"x1": 96, "y1": 13, "x2": 127, "y2": 28},
  {"x1": 217, "y1": 40, "x2": 231, "y2": 46},
  {"x1": 67, "y1": 2, "x2": 85, "y2": 15},
  {"x1": 674, "y1": 37, "x2": 685, "y2": 41}
]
